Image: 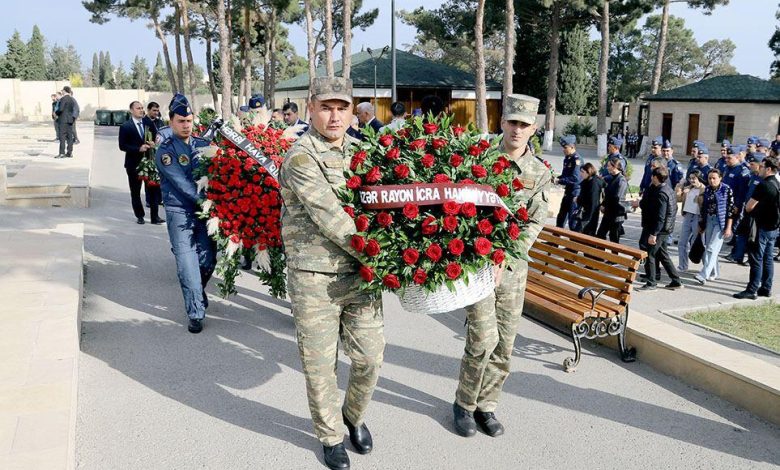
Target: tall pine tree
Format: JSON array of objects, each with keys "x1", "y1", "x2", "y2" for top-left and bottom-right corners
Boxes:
[
  {"x1": 47, "y1": 44, "x2": 82, "y2": 80},
  {"x1": 101, "y1": 51, "x2": 115, "y2": 88},
  {"x1": 90, "y1": 52, "x2": 99, "y2": 86},
  {"x1": 1, "y1": 31, "x2": 26, "y2": 78},
  {"x1": 115, "y1": 61, "x2": 131, "y2": 88},
  {"x1": 559, "y1": 25, "x2": 591, "y2": 116},
  {"x1": 149, "y1": 52, "x2": 170, "y2": 91},
  {"x1": 24, "y1": 25, "x2": 47, "y2": 80},
  {"x1": 130, "y1": 55, "x2": 149, "y2": 90},
  {"x1": 98, "y1": 51, "x2": 106, "y2": 85}
]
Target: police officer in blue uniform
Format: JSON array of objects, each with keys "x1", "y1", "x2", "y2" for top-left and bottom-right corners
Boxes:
[
  {"x1": 600, "y1": 135, "x2": 626, "y2": 178},
  {"x1": 757, "y1": 138, "x2": 771, "y2": 156},
  {"x1": 686, "y1": 141, "x2": 711, "y2": 181},
  {"x1": 715, "y1": 140, "x2": 730, "y2": 174},
  {"x1": 639, "y1": 136, "x2": 664, "y2": 196},
  {"x1": 555, "y1": 135, "x2": 582, "y2": 231},
  {"x1": 722, "y1": 145, "x2": 752, "y2": 254},
  {"x1": 155, "y1": 94, "x2": 217, "y2": 334},
  {"x1": 747, "y1": 136, "x2": 760, "y2": 154},
  {"x1": 729, "y1": 152, "x2": 765, "y2": 265},
  {"x1": 661, "y1": 139, "x2": 685, "y2": 189}
]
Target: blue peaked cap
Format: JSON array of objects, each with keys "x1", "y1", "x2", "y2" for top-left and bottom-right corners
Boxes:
[
  {"x1": 662, "y1": 139, "x2": 672, "y2": 149},
  {"x1": 608, "y1": 135, "x2": 623, "y2": 147},
  {"x1": 559, "y1": 135, "x2": 576, "y2": 147},
  {"x1": 169, "y1": 93, "x2": 192, "y2": 117},
  {"x1": 248, "y1": 94, "x2": 265, "y2": 109}
]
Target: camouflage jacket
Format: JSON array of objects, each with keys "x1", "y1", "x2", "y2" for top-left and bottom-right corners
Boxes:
[
  {"x1": 506, "y1": 144, "x2": 553, "y2": 256},
  {"x1": 279, "y1": 128, "x2": 360, "y2": 273}
]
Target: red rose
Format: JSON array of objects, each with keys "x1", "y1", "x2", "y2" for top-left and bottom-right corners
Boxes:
[
  {"x1": 517, "y1": 207, "x2": 529, "y2": 222},
  {"x1": 409, "y1": 139, "x2": 427, "y2": 151},
  {"x1": 343, "y1": 206, "x2": 355, "y2": 218},
  {"x1": 394, "y1": 164, "x2": 410, "y2": 179},
  {"x1": 477, "y1": 219, "x2": 494, "y2": 235},
  {"x1": 479, "y1": 139, "x2": 490, "y2": 151},
  {"x1": 443, "y1": 200, "x2": 461, "y2": 215},
  {"x1": 468, "y1": 145, "x2": 481, "y2": 156},
  {"x1": 512, "y1": 178, "x2": 524, "y2": 190},
  {"x1": 386, "y1": 147, "x2": 401, "y2": 160},
  {"x1": 365, "y1": 166, "x2": 382, "y2": 183},
  {"x1": 359, "y1": 265, "x2": 374, "y2": 282},
  {"x1": 493, "y1": 207, "x2": 509, "y2": 222},
  {"x1": 442, "y1": 215, "x2": 458, "y2": 232},
  {"x1": 498, "y1": 156, "x2": 510, "y2": 168},
  {"x1": 383, "y1": 274, "x2": 401, "y2": 289},
  {"x1": 379, "y1": 134, "x2": 394, "y2": 147},
  {"x1": 448, "y1": 238, "x2": 465, "y2": 256},
  {"x1": 425, "y1": 243, "x2": 443, "y2": 262},
  {"x1": 460, "y1": 178, "x2": 475, "y2": 185},
  {"x1": 492, "y1": 162, "x2": 505, "y2": 175},
  {"x1": 432, "y1": 173, "x2": 451, "y2": 183},
  {"x1": 421, "y1": 216, "x2": 438, "y2": 235},
  {"x1": 397, "y1": 128, "x2": 410, "y2": 139},
  {"x1": 365, "y1": 239, "x2": 381, "y2": 257},
  {"x1": 460, "y1": 202, "x2": 477, "y2": 218},
  {"x1": 350, "y1": 151, "x2": 367, "y2": 171},
  {"x1": 492, "y1": 249, "x2": 506, "y2": 265},
  {"x1": 474, "y1": 237, "x2": 492, "y2": 256},
  {"x1": 412, "y1": 268, "x2": 428, "y2": 285},
  {"x1": 445, "y1": 262, "x2": 462, "y2": 280},
  {"x1": 376, "y1": 212, "x2": 393, "y2": 227},
  {"x1": 351, "y1": 235, "x2": 366, "y2": 252},
  {"x1": 402, "y1": 248, "x2": 420, "y2": 265},
  {"x1": 432, "y1": 138, "x2": 447, "y2": 150},
  {"x1": 508, "y1": 223, "x2": 521, "y2": 240},
  {"x1": 403, "y1": 203, "x2": 419, "y2": 220},
  {"x1": 471, "y1": 165, "x2": 488, "y2": 179},
  {"x1": 421, "y1": 153, "x2": 435, "y2": 168},
  {"x1": 346, "y1": 175, "x2": 362, "y2": 189},
  {"x1": 355, "y1": 214, "x2": 370, "y2": 232},
  {"x1": 449, "y1": 154, "x2": 464, "y2": 167},
  {"x1": 423, "y1": 122, "x2": 439, "y2": 134},
  {"x1": 496, "y1": 183, "x2": 510, "y2": 197},
  {"x1": 452, "y1": 125, "x2": 465, "y2": 137}
]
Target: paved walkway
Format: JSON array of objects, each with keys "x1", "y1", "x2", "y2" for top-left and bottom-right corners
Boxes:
[{"x1": 1, "y1": 127, "x2": 778, "y2": 469}]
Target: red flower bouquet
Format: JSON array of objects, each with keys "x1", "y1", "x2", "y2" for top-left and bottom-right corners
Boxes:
[
  {"x1": 339, "y1": 114, "x2": 530, "y2": 313},
  {"x1": 137, "y1": 129, "x2": 160, "y2": 187}
]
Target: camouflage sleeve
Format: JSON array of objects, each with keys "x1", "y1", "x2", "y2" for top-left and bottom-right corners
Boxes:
[
  {"x1": 518, "y1": 167, "x2": 552, "y2": 255},
  {"x1": 283, "y1": 151, "x2": 358, "y2": 256}
]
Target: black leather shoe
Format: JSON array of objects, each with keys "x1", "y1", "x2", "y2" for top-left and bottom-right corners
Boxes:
[
  {"x1": 188, "y1": 318, "x2": 203, "y2": 333},
  {"x1": 136, "y1": 217, "x2": 145, "y2": 224},
  {"x1": 323, "y1": 443, "x2": 350, "y2": 470},
  {"x1": 757, "y1": 288, "x2": 772, "y2": 297},
  {"x1": 474, "y1": 410, "x2": 505, "y2": 437},
  {"x1": 343, "y1": 413, "x2": 372, "y2": 454},
  {"x1": 733, "y1": 291, "x2": 757, "y2": 300},
  {"x1": 452, "y1": 402, "x2": 476, "y2": 437},
  {"x1": 151, "y1": 218, "x2": 165, "y2": 225}
]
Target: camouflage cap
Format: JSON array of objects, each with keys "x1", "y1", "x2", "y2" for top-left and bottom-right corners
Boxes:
[
  {"x1": 311, "y1": 77, "x2": 353, "y2": 103},
  {"x1": 503, "y1": 94, "x2": 540, "y2": 125}
]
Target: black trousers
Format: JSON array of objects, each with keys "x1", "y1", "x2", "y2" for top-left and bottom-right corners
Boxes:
[
  {"x1": 146, "y1": 183, "x2": 162, "y2": 220},
  {"x1": 53, "y1": 118, "x2": 59, "y2": 139},
  {"x1": 596, "y1": 214, "x2": 624, "y2": 243},
  {"x1": 641, "y1": 231, "x2": 680, "y2": 286},
  {"x1": 556, "y1": 193, "x2": 582, "y2": 232},
  {"x1": 58, "y1": 120, "x2": 74, "y2": 156},
  {"x1": 72, "y1": 118, "x2": 79, "y2": 141},
  {"x1": 126, "y1": 167, "x2": 145, "y2": 219}
]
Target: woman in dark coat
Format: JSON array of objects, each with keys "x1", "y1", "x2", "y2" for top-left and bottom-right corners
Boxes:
[
  {"x1": 596, "y1": 157, "x2": 628, "y2": 243},
  {"x1": 576, "y1": 162, "x2": 603, "y2": 235}
]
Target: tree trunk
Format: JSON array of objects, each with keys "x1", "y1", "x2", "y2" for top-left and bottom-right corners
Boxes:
[
  {"x1": 474, "y1": 0, "x2": 488, "y2": 132},
  {"x1": 543, "y1": 2, "x2": 561, "y2": 151},
  {"x1": 650, "y1": 0, "x2": 670, "y2": 95},
  {"x1": 324, "y1": 0, "x2": 334, "y2": 77},
  {"x1": 304, "y1": 0, "x2": 316, "y2": 93},
  {"x1": 152, "y1": 17, "x2": 178, "y2": 93},
  {"x1": 201, "y1": 12, "x2": 219, "y2": 109},
  {"x1": 503, "y1": 0, "x2": 515, "y2": 99},
  {"x1": 180, "y1": 0, "x2": 197, "y2": 108},
  {"x1": 263, "y1": 16, "x2": 272, "y2": 105},
  {"x1": 268, "y1": 7, "x2": 278, "y2": 108},
  {"x1": 227, "y1": 0, "x2": 234, "y2": 113},
  {"x1": 242, "y1": 3, "x2": 252, "y2": 104},
  {"x1": 217, "y1": 0, "x2": 232, "y2": 117},
  {"x1": 174, "y1": 2, "x2": 186, "y2": 92},
  {"x1": 597, "y1": 0, "x2": 610, "y2": 156},
  {"x1": 342, "y1": 0, "x2": 352, "y2": 79}
]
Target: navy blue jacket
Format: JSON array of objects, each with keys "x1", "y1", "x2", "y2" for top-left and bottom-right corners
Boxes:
[
  {"x1": 558, "y1": 152, "x2": 582, "y2": 196},
  {"x1": 118, "y1": 118, "x2": 148, "y2": 170},
  {"x1": 722, "y1": 163, "x2": 751, "y2": 210},
  {"x1": 155, "y1": 135, "x2": 209, "y2": 213}
]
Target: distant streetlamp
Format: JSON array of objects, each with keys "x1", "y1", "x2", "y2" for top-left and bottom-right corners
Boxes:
[{"x1": 366, "y1": 46, "x2": 389, "y2": 106}]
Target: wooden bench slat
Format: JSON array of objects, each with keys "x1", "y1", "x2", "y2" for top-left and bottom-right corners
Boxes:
[
  {"x1": 526, "y1": 283, "x2": 612, "y2": 318},
  {"x1": 532, "y1": 241, "x2": 638, "y2": 281},
  {"x1": 536, "y1": 230, "x2": 642, "y2": 269},
  {"x1": 541, "y1": 225, "x2": 647, "y2": 259},
  {"x1": 529, "y1": 250, "x2": 634, "y2": 291},
  {"x1": 528, "y1": 259, "x2": 629, "y2": 303},
  {"x1": 527, "y1": 271, "x2": 624, "y2": 317},
  {"x1": 524, "y1": 291, "x2": 584, "y2": 324}
]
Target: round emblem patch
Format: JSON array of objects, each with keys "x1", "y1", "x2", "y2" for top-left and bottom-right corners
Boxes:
[
  {"x1": 178, "y1": 154, "x2": 190, "y2": 166},
  {"x1": 161, "y1": 154, "x2": 172, "y2": 166}
]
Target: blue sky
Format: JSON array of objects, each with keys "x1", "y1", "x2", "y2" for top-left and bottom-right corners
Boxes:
[{"x1": 0, "y1": 0, "x2": 775, "y2": 79}]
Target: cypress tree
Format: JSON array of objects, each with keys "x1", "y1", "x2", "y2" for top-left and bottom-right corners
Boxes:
[
  {"x1": 559, "y1": 25, "x2": 590, "y2": 116},
  {"x1": 24, "y1": 25, "x2": 47, "y2": 80},
  {"x1": 149, "y1": 52, "x2": 170, "y2": 91}
]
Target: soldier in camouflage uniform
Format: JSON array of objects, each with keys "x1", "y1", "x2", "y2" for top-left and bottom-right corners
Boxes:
[
  {"x1": 279, "y1": 77, "x2": 383, "y2": 470},
  {"x1": 453, "y1": 94, "x2": 552, "y2": 438}
]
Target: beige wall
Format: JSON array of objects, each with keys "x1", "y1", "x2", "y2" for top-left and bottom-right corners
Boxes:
[
  {"x1": 0, "y1": 78, "x2": 229, "y2": 122},
  {"x1": 647, "y1": 100, "x2": 780, "y2": 154}
]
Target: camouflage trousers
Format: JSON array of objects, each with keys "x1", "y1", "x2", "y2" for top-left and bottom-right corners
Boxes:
[
  {"x1": 456, "y1": 260, "x2": 528, "y2": 412},
  {"x1": 287, "y1": 269, "x2": 385, "y2": 446}
]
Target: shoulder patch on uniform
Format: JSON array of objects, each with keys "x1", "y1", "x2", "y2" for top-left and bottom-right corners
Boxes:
[
  {"x1": 289, "y1": 153, "x2": 312, "y2": 168},
  {"x1": 161, "y1": 154, "x2": 172, "y2": 166},
  {"x1": 178, "y1": 154, "x2": 190, "y2": 166}
]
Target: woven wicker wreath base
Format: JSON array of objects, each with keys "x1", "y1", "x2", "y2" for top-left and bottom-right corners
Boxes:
[{"x1": 399, "y1": 264, "x2": 495, "y2": 315}]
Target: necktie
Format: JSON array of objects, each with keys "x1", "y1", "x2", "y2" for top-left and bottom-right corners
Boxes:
[{"x1": 137, "y1": 122, "x2": 144, "y2": 139}]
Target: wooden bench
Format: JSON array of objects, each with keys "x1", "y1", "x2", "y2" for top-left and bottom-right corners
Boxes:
[{"x1": 524, "y1": 225, "x2": 647, "y2": 372}]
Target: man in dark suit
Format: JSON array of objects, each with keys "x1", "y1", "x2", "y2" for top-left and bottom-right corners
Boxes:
[
  {"x1": 55, "y1": 86, "x2": 76, "y2": 158},
  {"x1": 142, "y1": 101, "x2": 165, "y2": 216},
  {"x1": 282, "y1": 102, "x2": 309, "y2": 136},
  {"x1": 356, "y1": 102, "x2": 383, "y2": 133},
  {"x1": 119, "y1": 101, "x2": 160, "y2": 224}
]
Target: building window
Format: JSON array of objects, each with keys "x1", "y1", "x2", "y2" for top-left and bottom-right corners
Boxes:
[
  {"x1": 662, "y1": 113, "x2": 673, "y2": 142},
  {"x1": 717, "y1": 115, "x2": 735, "y2": 143}
]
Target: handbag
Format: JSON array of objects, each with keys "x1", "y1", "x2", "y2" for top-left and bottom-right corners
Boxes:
[{"x1": 689, "y1": 233, "x2": 705, "y2": 264}]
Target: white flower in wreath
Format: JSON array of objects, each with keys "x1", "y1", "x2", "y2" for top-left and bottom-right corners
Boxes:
[
  {"x1": 201, "y1": 198, "x2": 214, "y2": 214},
  {"x1": 206, "y1": 216, "x2": 220, "y2": 236},
  {"x1": 226, "y1": 238, "x2": 241, "y2": 258},
  {"x1": 254, "y1": 245, "x2": 271, "y2": 272},
  {"x1": 196, "y1": 175, "x2": 209, "y2": 194}
]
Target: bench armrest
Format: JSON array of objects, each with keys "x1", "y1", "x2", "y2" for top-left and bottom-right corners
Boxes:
[{"x1": 577, "y1": 286, "x2": 624, "y2": 315}]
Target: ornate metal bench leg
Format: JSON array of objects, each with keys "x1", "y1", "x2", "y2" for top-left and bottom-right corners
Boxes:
[
  {"x1": 563, "y1": 322, "x2": 582, "y2": 372},
  {"x1": 618, "y1": 309, "x2": 636, "y2": 363}
]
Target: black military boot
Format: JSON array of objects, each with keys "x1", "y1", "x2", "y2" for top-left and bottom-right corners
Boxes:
[
  {"x1": 188, "y1": 318, "x2": 203, "y2": 334},
  {"x1": 474, "y1": 410, "x2": 505, "y2": 437},
  {"x1": 452, "y1": 402, "x2": 477, "y2": 437},
  {"x1": 323, "y1": 443, "x2": 350, "y2": 470},
  {"x1": 343, "y1": 413, "x2": 373, "y2": 454}
]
